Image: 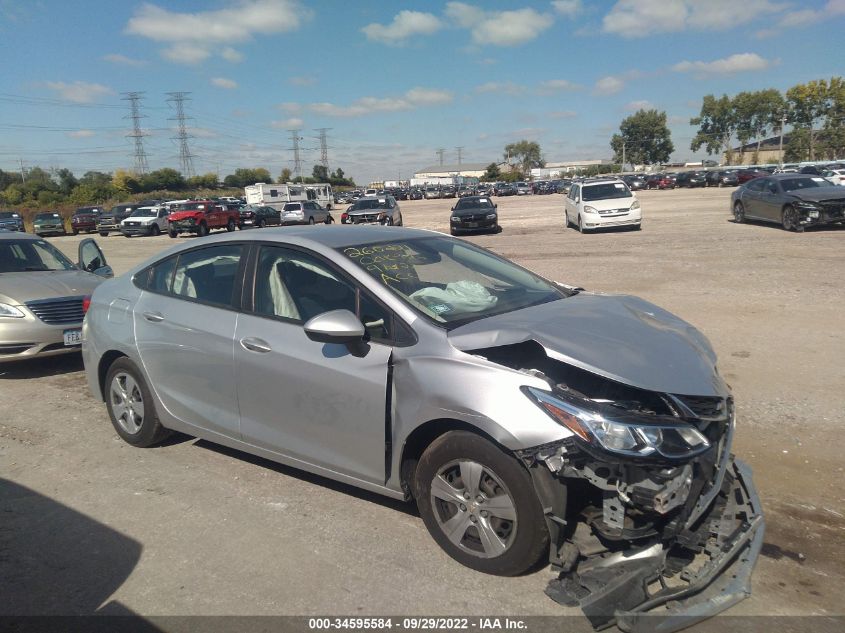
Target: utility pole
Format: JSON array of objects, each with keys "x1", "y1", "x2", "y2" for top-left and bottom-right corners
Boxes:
[
  {"x1": 289, "y1": 129, "x2": 303, "y2": 180},
  {"x1": 778, "y1": 113, "x2": 787, "y2": 168},
  {"x1": 314, "y1": 128, "x2": 331, "y2": 175},
  {"x1": 19, "y1": 159, "x2": 26, "y2": 183},
  {"x1": 122, "y1": 92, "x2": 149, "y2": 175},
  {"x1": 621, "y1": 141, "x2": 626, "y2": 173},
  {"x1": 436, "y1": 148, "x2": 445, "y2": 166},
  {"x1": 166, "y1": 92, "x2": 196, "y2": 178}
]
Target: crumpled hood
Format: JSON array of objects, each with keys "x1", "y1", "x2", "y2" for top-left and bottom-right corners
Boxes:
[
  {"x1": 448, "y1": 293, "x2": 729, "y2": 397},
  {"x1": 167, "y1": 211, "x2": 204, "y2": 221},
  {"x1": 786, "y1": 186, "x2": 845, "y2": 202},
  {"x1": 0, "y1": 271, "x2": 103, "y2": 304}
]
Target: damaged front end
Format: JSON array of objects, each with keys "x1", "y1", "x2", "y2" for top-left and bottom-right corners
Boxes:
[{"x1": 478, "y1": 342, "x2": 764, "y2": 632}]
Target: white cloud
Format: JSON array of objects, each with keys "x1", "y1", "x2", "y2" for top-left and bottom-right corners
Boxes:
[
  {"x1": 445, "y1": 3, "x2": 553, "y2": 46},
  {"x1": 551, "y1": 0, "x2": 582, "y2": 17},
  {"x1": 102, "y1": 53, "x2": 147, "y2": 67},
  {"x1": 278, "y1": 102, "x2": 303, "y2": 113},
  {"x1": 66, "y1": 129, "x2": 96, "y2": 138},
  {"x1": 188, "y1": 127, "x2": 219, "y2": 138},
  {"x1": 672, "y1": 53, "x2": 773, "y2": 76},
  {"x1": 289, "y1": 76, "x2": 316, "y2": 86},
  {"x1": 756, "y1": 1, "x2": 845, "y2": 37},
  {"x1": 308, "y1": 87, "x2": 453, "y2": 117},
  {"x1": 221, "y1": 47, "x2": 245, "y2": 63},
  {"x1": 602, "y1": 0, "x2": 788, "y2": 37},
  {"x1": 593, "y1": 75, "x2": 625, "y2": 95},
  {"x1": 45, "y1": 81, "x2": 114, "y2": 103},
  {"x1": 211, "y1": 77, "x2": 238, "y2": 89},
  {"x1": 548, "y1": 110, "x2": 578, "y2": 119},
  {"x1": 537, "y1": 78, "x2": 581, "y2": 94},
  {"x1": 161, "y1": 43, "x2": 211, "y2": 65},
  {"x1": 361, "y1": 10, "x2": 442, "y2": 44},
  {"x1": 624, "y1": 100, "x2": 654, "y2": 111},
  {"x1": 271, "y1": 117, "x2": 304, "y2": 129},
  {"x1": 475, "y1": 81, "x2": 525, "y2": 95},
  {"x1": 126, "y1": 0, "x2": 312, "y2": 63}
]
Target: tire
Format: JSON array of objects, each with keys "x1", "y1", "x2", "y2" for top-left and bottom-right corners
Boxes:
[
  {"x1": 226, "y1": 219, "x2": 236, "y2": 232},
  {"x1": 450, "y1": 229, "x2": 457, "y2": 236},
  {"x1": 733, "y1": 202, "x2": 745, "y2": 224},
  {"x1": 72, "y1": 229, "x2": 79, "y2": 235},
  {"x1": 99, "y1": 231, "x2": 109, "y2": 237},
  {"x1": 782, "y1": 205, "x2": 799, "y2": 232},
  {"x1": 577, "y1": 214, "x2": 586, "y2": 233},
  {"x1": 105, "y1": 357, "x2": 171, "y2": 448},
  {"x1": 168, "y1": 230, "x2": 178, "y2": 238},
  {"x1": 197, "y1": 222, "x2": 209, "y2": 237},
  {"x1": 414, "y1": 431, "x2": 548, "y2": 576},
  {"x1": 258, "y1": 218, "x2": 267, "y2": 228},
  {"x1": 151, "y1": 224, "x2": 161, "y2": 236},
  {"x1": 385, "y1": 217, "x2": 394, "y2": 226}
]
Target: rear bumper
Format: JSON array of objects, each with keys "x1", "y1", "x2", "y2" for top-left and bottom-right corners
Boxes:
[{"x1": 546, "y1": 458, "x2": 764, "y2": 633}]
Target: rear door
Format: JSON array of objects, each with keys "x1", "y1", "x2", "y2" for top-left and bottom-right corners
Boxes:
[{"x1": 134, "y1": 244, "x2": 245, "y2": 438}]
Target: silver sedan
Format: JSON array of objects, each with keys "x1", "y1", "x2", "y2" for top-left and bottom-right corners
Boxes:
[{"x1": 82, "y1": 226, "x2": 762, "y2": 630}]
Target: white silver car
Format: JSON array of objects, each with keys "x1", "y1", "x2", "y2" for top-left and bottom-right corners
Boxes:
[
  {"x1": 82, "y1": 226, "x2": 761, "y2": 630},
  {"x1": 564, "y1": 178, "x2": 642, "y2": 232},
  {"x1": 120, "y1": 206, "x2": 170, "y2": 237}
]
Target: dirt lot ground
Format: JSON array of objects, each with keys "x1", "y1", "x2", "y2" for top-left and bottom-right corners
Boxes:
[{"x1": 2, "y1": 188, "x2": 844, "y2": 625}]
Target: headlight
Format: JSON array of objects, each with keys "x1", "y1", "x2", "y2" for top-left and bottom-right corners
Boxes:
[
  {"x1": 485, "y1": 213, "x2": 496, "y2": 220},
  {"x1": 0, "y1": 303, "x2": 25, "y2": 318},
  {"x1": 795, "y1": 201, "x2": 821, "y2": 210},
  {"x1": 630, "y1": 199, "x2": 641, "y2": 210},
  {"x1": 524, "y1": 387, "x2": 710, "y2": 459},
  {"x1": 583, "y1": 205, "x2": 598, "y2": 214},
  {"x1": 451, "y1": 216, "x2": 461, "y2": 222}
]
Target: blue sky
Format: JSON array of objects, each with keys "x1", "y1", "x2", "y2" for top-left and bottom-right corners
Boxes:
[{"x1": 1, "y1": 0, "x2": 844, "y2": 184}]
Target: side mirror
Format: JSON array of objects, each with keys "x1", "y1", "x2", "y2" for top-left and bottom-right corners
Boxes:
[
  {"x1": 304, "y1": 309, "x2": 365, "y2": 344},
  {"x1": 78, "y1": 238, "x2": 113, "y2": 278}
]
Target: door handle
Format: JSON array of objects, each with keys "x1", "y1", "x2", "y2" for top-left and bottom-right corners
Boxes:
[
  {"x1": 142, "y1": 311, "x2": 164, "y2": 322},
  {"x1": 240, "y1": 337, "x2": 272, "y2": 353}
]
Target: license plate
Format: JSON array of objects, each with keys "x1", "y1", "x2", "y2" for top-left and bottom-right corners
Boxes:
[
  {"x1": 467, "y1": 222, "x2": 479, "y2": 228},
  {"x1": 63, "y1": 329, "x2": 82, "y2": 346}
]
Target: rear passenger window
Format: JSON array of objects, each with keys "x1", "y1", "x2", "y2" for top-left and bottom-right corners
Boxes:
[
  {"x1": 148, "y1": 257, "x2": 177, "y2": 293},
  {"x1": 171, "y1": 245, "x2": 243, "y2": 308}
]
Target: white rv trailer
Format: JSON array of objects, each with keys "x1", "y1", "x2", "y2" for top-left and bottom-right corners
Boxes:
[{"x1": 244, "y1": 183, "x2": 334, "y2": 209}]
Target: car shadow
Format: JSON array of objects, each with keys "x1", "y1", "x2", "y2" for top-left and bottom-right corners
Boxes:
[
  {"x1": 0, "y1": 353, "x2": 84, "y2": 380},
  {"x1": 0, "y1": 477, "x2": 160, "y2": 628},
  {"x1": 193, "y1": 440, "x2": 419, "y2": 518}
]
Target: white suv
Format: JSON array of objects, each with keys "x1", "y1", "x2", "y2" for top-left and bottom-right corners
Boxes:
[{"x1": 564, "y1": 178, "x2": 641, "y2": 232}]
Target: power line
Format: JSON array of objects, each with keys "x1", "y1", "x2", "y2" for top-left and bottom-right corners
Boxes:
[
  {"x1": 166, "y1": 92, "x2": 195, "y2": 178},
  {"x1": 314, "y1": 128, "x2": 332, "y2": 173},
  {"x1": 122, "y1": 92, "x2": 149, "y2": 175},
  {"x1": 288, "y1": 129, "x2": 303, "y2": 180}
]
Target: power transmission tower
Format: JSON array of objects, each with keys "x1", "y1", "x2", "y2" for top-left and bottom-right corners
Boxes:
[
  {"x1": 166, "y1": 92, "x2": 195, "y2": 178},
  {"x1": 436, "y1": 148, "x2": 445, "y2": 166},
  {"x1": 314, "y1": 128, "x2": 331, "y2": 174},
  {"x1": 456, "y1": 147, "x2": 464, "y2": 176},
  {"x1": 122, "y1": 92, "x2": 149, "y2": 175},
  {"x1": 289, "y1": 129, "x2": 303, "y2": 180}
]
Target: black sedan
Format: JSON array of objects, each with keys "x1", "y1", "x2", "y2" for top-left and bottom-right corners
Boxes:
[
  {"x1": 449, "y1": 196, "x2": 500, "y2": 235},
  {"x1": 239, "y1": 204, "x2": 281, "y2": 229},
  {"x1": 731, "y1": 173, "x2": 845, "y2": 231}
]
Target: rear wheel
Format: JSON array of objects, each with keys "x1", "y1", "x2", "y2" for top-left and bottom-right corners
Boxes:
[
  {"x1": 414, "y1": 431, "x2": 548, "y2": 576},
  {"x1": 105, "y1": 358, "x2": 171, "y2": 448},
  {"x1": 72, "y1": 228, "x2": 79, "y2": 235},
  {"x1": 226, "y1": 219, "x2": 236, "y2": 232}
]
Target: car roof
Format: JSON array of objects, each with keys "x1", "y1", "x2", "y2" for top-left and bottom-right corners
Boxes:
[
  {"x1": 580, "y1": 177, "x2": 624, "y2": 185},
  {"x1": 0, "y1": 231, "x2": 41, "y2": 242},
  {"x1": 188, "y1": 225, "x2": 437, "y2": 250}
]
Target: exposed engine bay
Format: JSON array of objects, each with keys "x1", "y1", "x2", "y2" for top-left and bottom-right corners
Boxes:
[{"x1": 471, "y1": 341, "x2": 765, "y2": 632}]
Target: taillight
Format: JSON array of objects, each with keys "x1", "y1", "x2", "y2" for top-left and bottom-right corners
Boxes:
[
  {"x1": 82, "y1": 296, "x2": 91, "y2": 314},
  {"x1": 341, "y1": 212, "x2": 349, "y2": 223}
]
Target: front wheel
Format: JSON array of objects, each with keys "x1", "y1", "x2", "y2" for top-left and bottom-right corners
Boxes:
[
  {"x1": 733, "y1": 202, "x2": 745, "y2": 224},
  {"x1": 197, "y1": 222, "x2": 209, "y2": 237},
  {"x1": 105, "y1": 357, "x2": 171, "y2": 447},
  {"x1": 99, "y1": 231, "x2": 109, "y2": 237},
  {"x1": 258, "y1": 218, "x2": 267, "y2": 228},
  {"x1": 72, "y1": 228, "x2": 79, "y2": 235},
  {"x1": 577, "y1": 214, "x2": 586, "y2": 233},
  {"x1": 168, "y1": 230, "x2": 178, "y2": 238},
  {"x1": 782, "y1": 205, "x2": 801, "y2": 232},
  {"x1": 414, "y1": 431, "x2": 548, "y2": 576},
  {"x1": 151, "y1": 224, "x2": 161, "y2": 236}
]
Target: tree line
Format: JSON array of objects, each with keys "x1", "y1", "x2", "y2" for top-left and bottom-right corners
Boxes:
[{"x1": 0, "y1": 164, "x2": 356, "y2": 210}]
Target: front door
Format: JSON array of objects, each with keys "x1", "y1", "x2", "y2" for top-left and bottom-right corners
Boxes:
[{"x1": 234, "y1": 244, "x2": 392, "y2": 484}]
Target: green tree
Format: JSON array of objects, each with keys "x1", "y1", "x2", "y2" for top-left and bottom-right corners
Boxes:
[
  {"x1": 0, "y1": 169, "x2": 23, "y2": 191},
  {"x1": 112, "y1": 169, "x2": 141, "y2": 197},
  {"x1": 279, "y1": 168, "x2": 292, "y2": 183},
  {"x1": 503, "y1": 140, "x2": 544, "y2": 176},
  {"x1": 223, "y1": 167, "x2": 272, "y2": 188},
  {"x1": 139, "y1": 168, "x2": 186, "y2": 192},
  {"x1": 786, "y1": 79, "x2": 834, "y2": 161},
  {"x1": 187, "y1": 173, "x2": 219, "y2": 189},
  {"x1": 55, "y1": 168, "x2": 78, "y2": 195},
  {"x1": 482, "y1": 163, "x2": 501, "y2": 181},
  {"x1": 79, "y1": 171, "x2": 113, "y2": 188},
  {"x1": 690, "y1": 95, "x2": 737, "y2": 162},
  {"x1": 611, "y1": 109, "x2": 674, "y2": 167},
  {"x1": 312, "y1": 164, "x2": 329, "y2": 182},
  {"x1": 2, "y1": 184, "x2": 24, "y2": 205}
]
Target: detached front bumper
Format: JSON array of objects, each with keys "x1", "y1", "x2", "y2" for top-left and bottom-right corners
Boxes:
[{"x1": 544, "y1": 458, "x2": 763, "y2": 633}]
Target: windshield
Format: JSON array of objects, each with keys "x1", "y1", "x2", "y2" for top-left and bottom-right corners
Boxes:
[
  {"x1": 338, "y1": 236, "x2": 563, "y2": 327},
  {"x1": 351, "y1": 199, "x2": 387, "y2": 210},
  {"x1": 582, "y1": 183, "x2": 633, "y2": 201},
  {"x1": 131, "y1": 207, "x2": 158, "y2": 217},
  {"x1": 174, "y1": 202, "x2": 207, "y2": 211},
  {"x1": 0, "y1": 239, "x2": 76, "y2": 272},
  {"x1": 0, "y1": 211, "x2": 20, "y2": 219},
  {"x1": 780, "y1": 177, "x2": 829, "y2": 191},
  {"x1": 455, "y1": 198, "x2": 493, "y2": 210},
  {"x1": 35, "y1": 213, "x2": 61, "y2": 220}
]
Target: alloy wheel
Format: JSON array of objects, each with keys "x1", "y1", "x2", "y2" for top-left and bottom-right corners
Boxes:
[{"x1": 109, "y1": 372, "x2": 145, "y2": 435}]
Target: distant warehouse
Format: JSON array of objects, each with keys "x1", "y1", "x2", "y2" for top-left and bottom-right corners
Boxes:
[{"x1": 414, "y1": 163, "x2": 493, "y2": 179}]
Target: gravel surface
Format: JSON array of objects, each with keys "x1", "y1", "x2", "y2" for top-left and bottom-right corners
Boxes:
[{"x1": 1, "y1": 187, "x2": 843, "y2": 622}]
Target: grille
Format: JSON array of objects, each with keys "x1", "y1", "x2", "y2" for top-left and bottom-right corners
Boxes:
[
  {"x1": 674, "y1": 394, "x2": 727, "y2": 420},
  {"x1": 25, "y1": 296, "x2": 85, "y2": 325},
  {"x1": 124, "y1": 221, "x2": 140, "y2": 227},
  {"x1": 352, "y1": 213, "x2": 381, "y2": 223}
]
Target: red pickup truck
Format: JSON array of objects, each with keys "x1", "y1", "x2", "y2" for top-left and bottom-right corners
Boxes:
[{"x1": 167, "y1": 200, "x2": 240, "y2": 237}]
